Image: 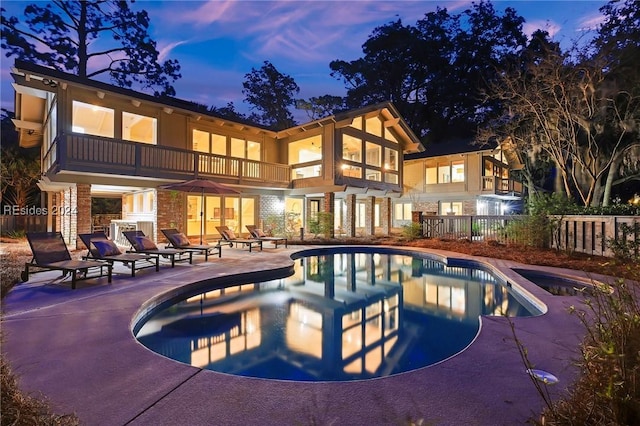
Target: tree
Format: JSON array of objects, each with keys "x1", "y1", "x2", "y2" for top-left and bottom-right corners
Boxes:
[
  {"x1": 296, "y1": 95, "x2": 344, "y2": 120},
  {"x1": 330, "y1": 2, "x2": 527, "y2": 140},
  {"x1": 1, "y1": 110, "x2": 40, "y2": 208},
  {"x1": 1, "y1": 0, "x2": 181, "y2": 96},
  {"x1": 242, "y1": 61, "x2": 299, "y2": 130},
  {"x1": 483, "y1": 24, "x2": 640, "y2": 207}
]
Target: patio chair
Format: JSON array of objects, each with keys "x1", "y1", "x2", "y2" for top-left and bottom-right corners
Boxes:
[
  {"x1": 78, "y1": 232, "x2": 159, "y2": 277},
  {"x1": 245, "y1": 225, "x2": 287, "y2": 248},
  {"x1": 22, "y1": 232, "x2": 112, "y2": 289},
  {"x1": 161, "y1": 228, "x2": 222, "y2": 261},
  {"x1": 216, "y1": 226, "x2": 262, "y2": 252},
  {"x1": 122, "y1": 230, "x2": 193, "y2": 267}
]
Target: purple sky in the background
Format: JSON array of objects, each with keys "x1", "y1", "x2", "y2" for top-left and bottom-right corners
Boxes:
[{"x1": 0, "y1": 1, "x2": 608, "y2": 122}]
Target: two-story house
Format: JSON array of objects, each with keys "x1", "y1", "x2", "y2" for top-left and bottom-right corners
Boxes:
[
  {"x1": 400, "y1": 138, "x2": 524, "y2": 219},
  {"x1": 10, "y1": 61, "x2": 424, "y2": 247}
]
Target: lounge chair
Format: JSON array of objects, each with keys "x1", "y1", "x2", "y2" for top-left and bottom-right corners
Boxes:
[
  {"x1": 246, "y1": 225, "x2": 287, "y2": 248},
  {"x1": 22, "y1": 232, "x2": 112, "y2": 289},
  {"x1": 122, "y1": 230, "x2": 193, "y2": 267},
  {"x1": 216, "y1": 226, "x2": 262, "y2": 252},
  {"x1": 160, "y1": 228, "x2": 221, "y2": 261},
  {"x1": 78, "y1": 232, "x2": 159, "y2": 277}
]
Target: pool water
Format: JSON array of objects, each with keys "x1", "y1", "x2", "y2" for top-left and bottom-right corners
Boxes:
[{"x1": 135, "y1": 249, "x2": 539, "y2": 381}]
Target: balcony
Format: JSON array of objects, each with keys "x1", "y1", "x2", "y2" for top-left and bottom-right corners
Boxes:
[
  {"x1": 44, "y1": 133, "x2": 291, "y2": 188},
  {"x1": 482, "y1": 176, "x2": 523, "y2": 196}
]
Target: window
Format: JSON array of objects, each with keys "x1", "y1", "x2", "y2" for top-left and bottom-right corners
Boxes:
[
  {"x1": 342, "y1": 134, "x2": 362, "y2": 162},
  {"x1": 212, "y1": 134, "x2": 226, "y2": 156},
  {"x1": 440, "y1": 202, "x2": 462, "y2": 215},
  {"x1": 394, "y1": 203, "x2": 412, "y2": 220},
  {"x1": 230, "y1": 137, "x2": 261, "y2": 160},
  {"x1": 350, "y1": 116, "x2": 363, "y2": 130},
  {"x1": 384, "y1": 148, "x2": 398, "y2": 171},
  {"x1": 426, "y1": 165, "x2": 437, "y2": 184},
  {"x1": 428, "y1": 160, "x2": 465, "y2": 183},
  {"x1": 365, "y1": 142, "x2": 381, "y2": 167},
  {"x1": 72, "y1": 101, "x2": 114, "y2": 137},
  {"x1": 438, "y1": 163, "x2": 450, "y2": 183},
  {"x1": 122, "y1": 112, "x2": 157, "y2": 144},
  {"x1": 193, "y1": 130, "x2": 210, "y2": 153},
  {"x1": 365, "y1": 116, "x2": 382, "y2": 137},
  {"x1": 341, "y1": 164, "x2": 362, "y2": 178},
  {"x1": 384, "y1": 173, "x2": 398, "y2": 184},
  {"x1": 385, "y1": 129, "x2": 398, "y2": 143},
  {"x1": 451, "y1": 160, "x2": 465, "y2": 182},
  {"x1": 366, "y1": 170, "x2": 381, "y2": 181},
  {"x1": 289, "y1": 135, "x2": 322, "y2": 165}
]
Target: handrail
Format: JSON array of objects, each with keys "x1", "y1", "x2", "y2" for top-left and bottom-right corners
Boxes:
[{"x1": 58, "y1": 133, "x2": 290, "y2": 185}]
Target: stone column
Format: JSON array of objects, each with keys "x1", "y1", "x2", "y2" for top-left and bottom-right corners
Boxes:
[
  {"x1": 381, "y1": 197, "x2": 391, "y2": 236},
  {"x1": 156, "y1": 189, "x2": 184, "y2": 242},
  {"x1": 364, "y1": 196, "x2": 375, "y2": 236},
  {"x1": 74, "y1": 183, "x2": 91, "y2": 250},
  {"x1": 345, "y1": 194, "x2": 356, "y2": 237},
  {"x1": 323, "y1": 192, "x2": 335, "y2": 238}
]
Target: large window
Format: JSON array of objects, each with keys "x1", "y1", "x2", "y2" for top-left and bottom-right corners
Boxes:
[
  {"x1": 289, "y1": 135, "x2": 322, "y2": 179},
  {"x1": 342, "y1": 134, "x2": 362, "y2": 162},
  {"x1": 395, "y1": 203, "x2": 412, "y2": 221},
  {"x1": 366, "y1": 142, "x2": 381, "y2": 167},
  {"x1": 72, "y1": 101, "x2": 114, "y2": 137},
  {"x1": 427, "y1": 160, "x2": 465, "y2": 184},
  {"x1": 122, "y1": 112, "x2": 157, "y2": 144},
  {"x1": 440, "y1": 202, "x2": 462, "y2": 215}
]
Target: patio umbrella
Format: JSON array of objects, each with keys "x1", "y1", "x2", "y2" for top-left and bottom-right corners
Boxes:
[{"x1": 159, "y1": 179, "x2": 240, "y2": 244}]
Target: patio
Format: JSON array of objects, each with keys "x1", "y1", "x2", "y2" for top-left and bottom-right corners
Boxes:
[{"x1": 2, "y1": 245, "x2": 596, "y2": 425}]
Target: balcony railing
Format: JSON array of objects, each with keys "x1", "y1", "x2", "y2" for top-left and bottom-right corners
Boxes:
[
  {"x1": 482, "y1": 176, "x2": 523, "y2": 195},
  {"x1": 46, "y1": 133, "x2": 291, "y2": 187}
]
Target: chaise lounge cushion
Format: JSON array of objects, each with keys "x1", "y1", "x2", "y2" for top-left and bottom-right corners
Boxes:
[
  {"x1": 253, "y1": 228, "x2": 267, "y2": 237},
  {"x1": 168, "y1": 232, "x2": 191, "y2": 247},
  {"x1": 134, "y1": 236, "x2": 158, "y2": 251},
  {"x1": 223, "y1": 229, "x2": 237, "y2": 240},
  {"x1": 92, "y1": 240, "x2": 122, "y2": 257}
]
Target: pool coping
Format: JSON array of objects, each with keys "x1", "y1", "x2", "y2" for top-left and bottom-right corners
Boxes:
[{"x1": 1, "y1": 245, "x2": 613, "y2": 425}]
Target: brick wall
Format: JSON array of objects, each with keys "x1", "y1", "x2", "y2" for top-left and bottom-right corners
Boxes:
[
  {"x1": 75, "y1": 184, "x2": 91, "y2": 250},
  {"x1": 156, "y1": 189, "x2": 185, "y2": 243}
]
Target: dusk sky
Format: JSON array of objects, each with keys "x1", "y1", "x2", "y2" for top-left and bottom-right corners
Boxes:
[{"x1": 1, "y1": 1, "x2": 609, "y2": 122}]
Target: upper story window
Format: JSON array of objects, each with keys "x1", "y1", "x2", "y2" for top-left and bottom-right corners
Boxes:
[
  {"x1": 342, "y1": 134, "x2": 362, "y2": 162},
  {"x1": 193, "y1": 130, "x2": 228, "y2": 156},
  {"x1": 231, "y1": 137, "x2": 260, "y2": 160},
  {"x1": 365, "y1": 142, "x2": 381, "y2": 167},
  {"x1": 123, "y1": 112, "x2": 157, "y2": 144},
  {"x1": 365, "y1": 116, "x2": 382, "y2": 137},
  {"x1": 72, "y1": 101, "x2": 114, "y2": 137},
  {"x1": 349, "y1": 116, "x2": 363, "y2": 130},
  {"x1": 427, "y1": 159, "x2": 465, "y2": 184},
  {"x1": 384, "y1": 148, "x2": 398, "y2": 171},
  {"x1": 289, "y1": 135, "x2": 322, "y2": 165}
]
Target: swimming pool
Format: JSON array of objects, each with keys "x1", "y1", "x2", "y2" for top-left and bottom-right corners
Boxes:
[{"x1": 135, "y1": 247, "x2": 541, "y2": 381}]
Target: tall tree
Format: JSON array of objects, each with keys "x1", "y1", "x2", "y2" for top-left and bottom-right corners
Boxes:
[
  {"x1": 483, "y1": 24, "x2": 640, "y2": 207},
  {"x1": 1, "y1": 0, "x2": 181, "y2": 96},
  {"x1": 296, "y1": 95, "x2": 344, "y2": 120},
  {"x1": 1, "y1": 110, "x2": 40, "y2": 208},
  {"x1": 242, "y1": 61, "x2": 299, "y2": 130},
  {"x1": 330, "y1": 2, "x2": 527, "y2": 140}
]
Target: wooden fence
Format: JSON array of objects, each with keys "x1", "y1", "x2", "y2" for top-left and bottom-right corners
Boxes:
[
  {"x1": 419, "y1": 214, "x2": 639, "y2": 258},
  {"x1": 0, "y1": 215, "x2": 47, "y2": 234}
]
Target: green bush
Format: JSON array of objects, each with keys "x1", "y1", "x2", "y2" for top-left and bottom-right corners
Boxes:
[
  {"x1": 402, "y1": 222, "x2": 423, "y2": 241},
  {"x1": 607, "y1": 222, "x2": 640, "y2": 262}
]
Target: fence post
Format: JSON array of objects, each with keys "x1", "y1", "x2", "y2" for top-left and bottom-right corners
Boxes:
[{"x1": 467, "y1": 216, "x2": 473, "y2": 240}]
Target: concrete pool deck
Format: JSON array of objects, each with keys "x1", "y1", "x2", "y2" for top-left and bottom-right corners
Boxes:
[{"x1": 2, "y1": 244, "x2": 610, "y2": 425}]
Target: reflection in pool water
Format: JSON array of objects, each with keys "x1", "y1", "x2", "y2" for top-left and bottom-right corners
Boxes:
[{"x1": 136, "y1": 250, "x2": 539, "y2": 381}]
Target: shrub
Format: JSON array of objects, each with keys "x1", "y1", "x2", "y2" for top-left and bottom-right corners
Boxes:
[
  {"x1": 607, "y1": 222, "x2": 640, "y2": 263},
  {"x1": 402, "y1": 222, "x2": 423, "y2": 241}
]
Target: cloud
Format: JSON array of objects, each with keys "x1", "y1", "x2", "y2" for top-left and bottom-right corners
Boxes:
[
  {"x1": 576, "y1": 14, "x2": 606, "y2": 32},
  {"x1": 158, "y1": 40, "x2": 189, "y2": 62},
  {"x1": 523, "y1": 20, "x2": 562, "y2": 39}
]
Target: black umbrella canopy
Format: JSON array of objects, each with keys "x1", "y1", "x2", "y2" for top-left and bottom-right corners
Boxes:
[{"x1": 159, "y1": 179, "x2": 240, "y2": 243}]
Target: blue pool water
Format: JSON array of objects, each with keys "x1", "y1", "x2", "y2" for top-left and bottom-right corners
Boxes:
[{"x1": 135, "y1": 248, "x2": 540, "y2": 381}]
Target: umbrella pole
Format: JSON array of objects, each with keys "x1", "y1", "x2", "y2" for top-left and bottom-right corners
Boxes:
[{"x1": 200, "y1": 191, "x2": 204, "y2": 245}]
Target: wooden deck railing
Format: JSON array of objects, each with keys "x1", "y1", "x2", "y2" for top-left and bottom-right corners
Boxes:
[
  {"x1": 48, "y1": 133, "x2": 291, "y2": 186},
  {"x1": 482, "y1": 176, "x2": 523, "y2": 195}
]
